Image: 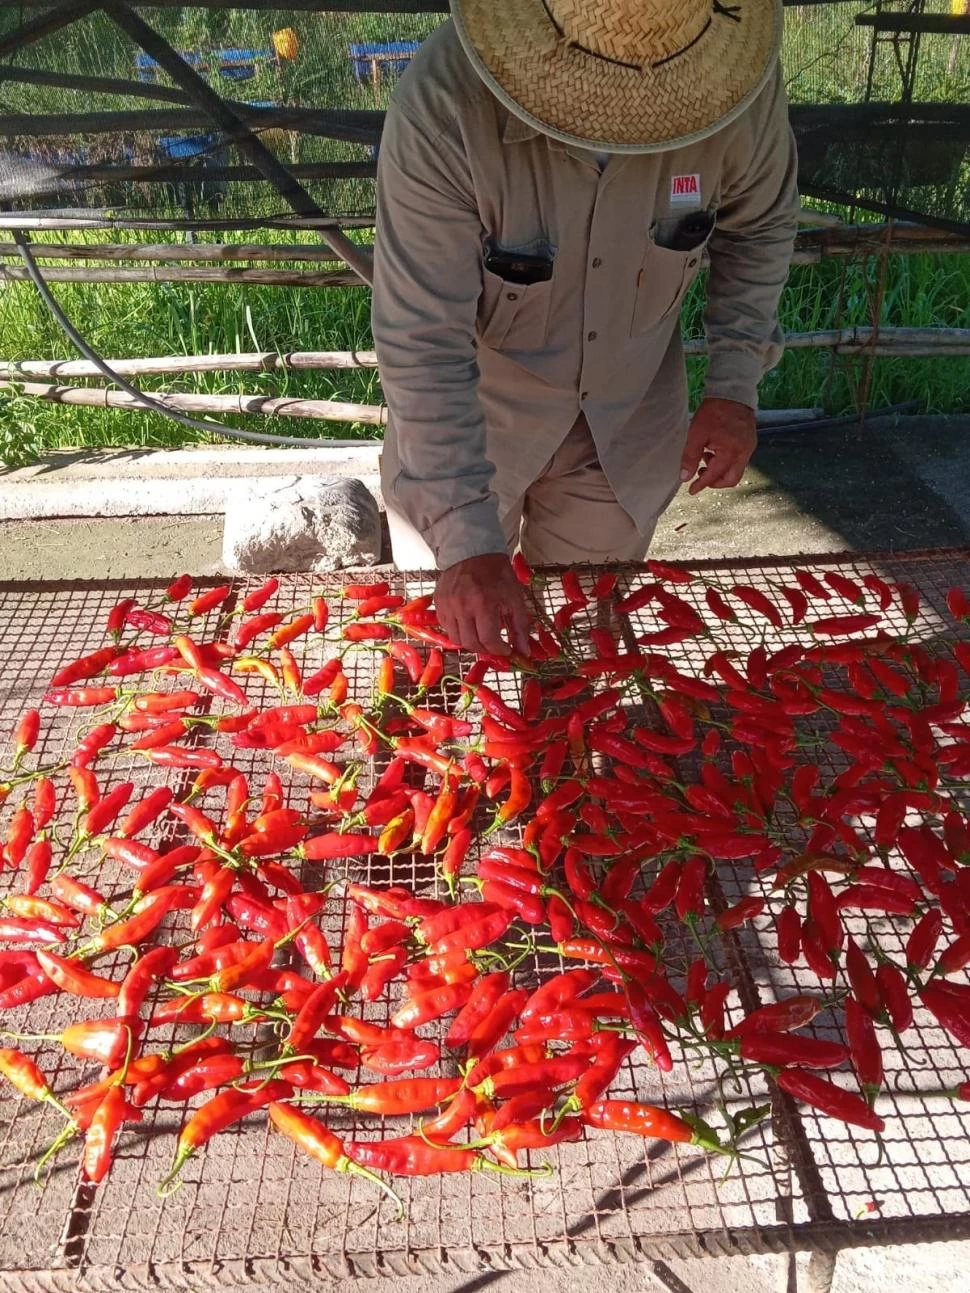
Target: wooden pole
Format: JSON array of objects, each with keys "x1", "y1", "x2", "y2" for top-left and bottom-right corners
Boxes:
[
  {"x1": 0, "y1": 265, "x2": 365, "y2": 287},
  {"x1": 0, "y1": 65, "x2": 193, "y2": 105},
  {"x1": 16, "y1": 159, "x2": 377, "y2": 187},
  {"x1": 3, "y1": 329, "x2": 967, "y2": 387},
  {"x1": 0, "y1": 352, "x2": 379, "y2": 380},
  {"x1": 0, "y1": 381, "x2": 388, "y2": 427},
  {"x1": 684, "y1": 327, "x2": 970, "y2": 357},
  {"x1": 0, "y1": 0, "x2": 101, "y2": 60},
  {"x1": 0, "y1": 215, "x2": 377, "y2": 233},
  {"x1": 0, "y1": 105, "x2": 384, "y2": 145},
  {"x1": 103, "y1": 1, "x2": 376, "y2": 287},
  {"x1": 0, "y1": 223, "x2": 966, "y2": 264},
  {"x1": 0, "y1": 242, "x2": 361, "y2": 264}
]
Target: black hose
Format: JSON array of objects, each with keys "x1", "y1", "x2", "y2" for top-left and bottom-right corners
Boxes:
[{"x1": 11, "y1": 228, "x2": 358, "y2": 448}]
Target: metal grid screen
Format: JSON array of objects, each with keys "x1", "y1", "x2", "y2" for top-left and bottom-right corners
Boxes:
[{"x1": 0, "y1": 550, "x2": 969, "y2": 1289}]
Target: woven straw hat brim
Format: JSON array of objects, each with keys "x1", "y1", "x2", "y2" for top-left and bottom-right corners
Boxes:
[{"x1": 450, "y1": 1, "x2": 782, "y2": 153}]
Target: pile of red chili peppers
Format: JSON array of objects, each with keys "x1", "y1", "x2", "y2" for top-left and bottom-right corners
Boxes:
[{"x1": 0, "y1": 559, "x2": 969, "y2": 1202}]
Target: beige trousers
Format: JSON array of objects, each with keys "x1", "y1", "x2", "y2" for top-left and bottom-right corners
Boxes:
[{"x1": 387, "y1": 414, "x2": 672, "y2": 570}]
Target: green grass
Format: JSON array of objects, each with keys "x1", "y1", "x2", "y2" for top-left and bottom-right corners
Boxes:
[
  {"x1": 1, "y1": 230, "x2": 967, "y2": 460},
  {"x1": 0, "y1": 3, "x2": 967, "y2": 459}
]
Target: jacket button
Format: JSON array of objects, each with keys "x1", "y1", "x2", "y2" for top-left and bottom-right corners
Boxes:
[
  {"x1": 587, "y1": 330, "x2": 597, "y2": 341},
  {"x1": 506, "y1": 292, "x2": 519, "y2": 301},
  {"x1": 580, "y1": 391, "x2": 589, "y2": 400},
  {"x1": 591, "y1": 257, "x2": 602, "y2": 268},
  {"x1": 688, "y1": 258, "x2": 698, "y2": 268}
]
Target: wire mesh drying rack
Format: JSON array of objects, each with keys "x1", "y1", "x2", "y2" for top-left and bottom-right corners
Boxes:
[{"x1": 0, "y1": 548, "x2": 969, "y2": 1292}]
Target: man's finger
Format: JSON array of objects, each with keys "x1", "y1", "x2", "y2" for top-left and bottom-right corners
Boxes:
[
  {"x1": 689, "y1": 450, "x2": 740, "y2": 495},
  {"x1": 475, "y1": 609, "x2": 512, "y2": 658},
  {"x1": 437, "y1": 606, "x2": 461, "y2": 648},
  {"x1": 455, "y1": 613, "x2": 487, "y2": 657},
  {"x1": 679, "y1": 422, "x2": 709, "y2": 483},
  {"x1": 504, "y1": 595, "x2": 532, "y2": 657}
]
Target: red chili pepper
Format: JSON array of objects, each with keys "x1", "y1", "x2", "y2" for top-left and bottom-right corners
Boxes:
[
  {"x1": 715, "y1": 896, "x2": 765, "y2": 932},
  {"x1": 919, "y1": 982, "x2": 970, "y2": 1050},
  {"x1": 162, "y1": 1081, "x2": 291, "y2": 1185},
  {"x1": 189, "y1": 584, "x2": 231, "y2": 617},
  {"x1": 106, "y1": 597, "x2": 137, "y2": 640},
  {"x1": 240, "y1": 577, "x2": 278, "y2": 613},
  {"x1": 55, "y1": 1018, "x2": 139, "y2": 1068},
  {"x1": 45, "y1": 686, "x2": 118, "y2": 708},
  {"x1": 0, "y1": 1046, "x2": 61, "y2": 1107},
  {"x1": 345, "y1": 1134, "x2": 474, "y2": 1177},
  {"x1": 935, "y1": 932, "x2": 970, "y2": 977},
  {"x1": 873, "y1": 962, "x2": 913, "y2": 1033},
  {"x1": 34, "y1": 950, "x2": 120, "y2": 1000},
  {"x1": 843, "y1": 996, "x2": 883, "y2": 1103},
  {"x1": 727, "y1": 995, "x2": 824, "y2": 1041},
  {"x1": 740, "y1": 1031, "x2": 849, "y2": 1070},
  {"x1": 774, "y1": 904, "x2": 801, "y2": 965},
  {"x1": 164, "y1": 573, "x2": 192, "y2": 602},
  {"x1": 583, "y1": 1099, "x2": 693, "y2": 1142},
  {"x1": 776, "y1": 1068, "x2": 884, "y2": 1132},
  {"x1": 229, "y1": 611, "x2": 283, "y2": 651},
  {"x1": 89, "y1": 888, "x2": 179, "y2": 953},
  {"x1": 83, "y1": 780, "x2": 134, "y2": 838},
  {"x1": 674, "y1": 855, "x2": 707, "y2": 923},
  {"x1": 49, "y1": 646, "x2": 121, "y2": 688},
  {"x1": 116, "y1": 945, "x2": 178, "y2": 1020},
  {"x1": 117, "y1": 786, "x2": 173, "y2": 840}
]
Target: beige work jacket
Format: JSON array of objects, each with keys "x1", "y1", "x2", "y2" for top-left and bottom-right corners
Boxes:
[{"x1": 373, "y1": 21, "x2": 798, "y2": 569}]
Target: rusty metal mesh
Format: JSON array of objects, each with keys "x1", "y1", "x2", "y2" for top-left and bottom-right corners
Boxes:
[{"x1": 0, "y1": 550, "x2": 969, "y2": 1288}]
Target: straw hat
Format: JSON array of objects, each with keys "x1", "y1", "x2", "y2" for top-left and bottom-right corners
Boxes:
[{"x1": 450, "y1": 0, "x2": 783, "y2": 153}]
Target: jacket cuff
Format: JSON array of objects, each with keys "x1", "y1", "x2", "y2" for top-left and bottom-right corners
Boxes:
[
  {"x1": 425, "y1": 500, "x2": 508, "y2": 571},
  {"x1": 702, "y1": 350, "x2": 766, "y2": 411}
]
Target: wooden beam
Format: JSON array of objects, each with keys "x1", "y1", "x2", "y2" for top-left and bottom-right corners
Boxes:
[
  {"x1": 0, "y1": 65, "x2": 192, "y2": 105},
  {"x1": 0, "y1": 105, "x2": 384, "y2": 144},
  {"x1": 855, "y1": 13, "x2": 970, "y2": 35},
  {"x1": 0, "y1": 380, "x2": 388, "y2": 427},
  {"x1": 4, "y1": 330, "x2": 967, "y2": 390},
  {"x1": 0, "y1": 0, "x2": 101, "y2": 60},
  {"x1": 0, "y1": 264, "x2": 365, "y2": 286},
  {"x1": 0, "y1": 241, "x2": 368, "y2": 264}
]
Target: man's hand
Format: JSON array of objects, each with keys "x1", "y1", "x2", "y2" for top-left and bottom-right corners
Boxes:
[
  {"x1": 680, "y1": 397, "x2": 757, "y2": 496},
  {"x1": 435, "y1": 553, "x2": 531, "y2": 658}
]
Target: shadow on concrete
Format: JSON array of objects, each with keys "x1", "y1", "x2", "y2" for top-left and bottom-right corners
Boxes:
[{"x1": 752, "y1": 417, "x2": 970, "y2": 552}]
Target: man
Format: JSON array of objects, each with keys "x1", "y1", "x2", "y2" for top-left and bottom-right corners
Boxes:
[{"x1": 373, "y1": 0, "x2": 798, "y2": 656}]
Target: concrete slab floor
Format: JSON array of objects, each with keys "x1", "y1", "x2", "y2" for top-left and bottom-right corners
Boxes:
[{"x1": 1, "y1": 417, "x2": 968, "y2": 581}]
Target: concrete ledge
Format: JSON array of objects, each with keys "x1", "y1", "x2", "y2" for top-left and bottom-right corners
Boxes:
[{"x1": 0, "y1": 444, "x2": 383, "y2": 520}]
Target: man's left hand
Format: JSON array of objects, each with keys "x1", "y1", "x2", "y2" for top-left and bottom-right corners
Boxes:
[{"x1": 679, "y1": 398, "x2": 757, "y2": 496}]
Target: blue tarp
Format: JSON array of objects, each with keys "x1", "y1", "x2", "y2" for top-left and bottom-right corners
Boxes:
[
  {"x1": 136, "y1": 48, "x2": 274, "y2": 83},
  {"x1": 348, "y1": 41, "x2": 420, "y2": 82}
]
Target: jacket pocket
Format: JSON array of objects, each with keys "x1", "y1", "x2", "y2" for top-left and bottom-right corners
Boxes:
[
  {"x1": 630, "y1": 217, "x2": 714, "y2": 337},
  {"x1": 478, "y1": 239, "x2": 556, "y2": 351}
]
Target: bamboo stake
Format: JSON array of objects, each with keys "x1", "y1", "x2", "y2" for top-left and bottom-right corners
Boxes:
[
  {"x1": 0, "y1": 224, "x2": 965, "y2": 271},
  {"x1": 0, "y1": 242, "x2": 362, "y2": 264},
  {"x1": 3, "y1": 329, "x2": 967, "y2": 388},
  {"x1": 0, "y1": 381, "x2": 387, "y2": 427},
  {"x1": 0, "y1": 265, "x2": 364, "y2": 287},
  {"x1": 0, "y1": 352, "x2": 379, "y2": 380},
  {"x1": 683, "y1": 327, "x2": 970, "y2": 357},
  {"x1": 0, "y1": 215, "x2": 376, "y2": 233}
]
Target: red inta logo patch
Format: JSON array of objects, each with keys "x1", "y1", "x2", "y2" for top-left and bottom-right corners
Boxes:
[{"x1": 670, "y1": 174, "x2": 701, "y2": 205}]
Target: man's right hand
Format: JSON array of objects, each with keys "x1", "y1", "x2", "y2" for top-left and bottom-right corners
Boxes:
[{"x1": 435, "y1": 553, "x2": 532, "y2": 658}]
